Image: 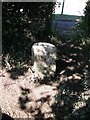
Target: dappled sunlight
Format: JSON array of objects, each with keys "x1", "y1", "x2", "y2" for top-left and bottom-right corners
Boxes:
[
  {"x1": 18, "y1": 83, "x2": 58, "y2": 119},
  {"x1": 1, "y1": 2, "x2": 90, "y2": 119},
  {"x1": 1, "y1": 37, "x2": 90, "y2": 119},
  {"x1": 44, "y1": 36, "x2": 90, "y2": 119}
]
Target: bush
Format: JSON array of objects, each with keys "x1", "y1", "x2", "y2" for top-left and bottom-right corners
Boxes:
[
  {"x1": 78, "y1": 0, "x2": 90, "y2": 37},
  {"x1": 84, "y1": 0, "x2": 90, "y2": 37},
  {"x1": 2, "y1": 2, "x2": 55, "y2": 56}
]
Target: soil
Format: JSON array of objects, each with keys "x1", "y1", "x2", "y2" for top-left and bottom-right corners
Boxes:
[
  {"x1": 0, "y1": 69, "x2": 58, "y2": 119},
  {"x1": 0, "y1": 41, "x2": 90, "y2": 120}
]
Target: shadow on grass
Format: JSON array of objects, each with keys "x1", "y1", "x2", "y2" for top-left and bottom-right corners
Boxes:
[
  {"x1": 17, "y1": 38, "x2": 90, "y2": 119},
  {"x1": 8, "y1": 66, "x2": 28, "y2": 79},
  {"x1": 2, "y1": 36, "x2": 90, "y2": 119},
  {"x1": 50, "y1": 38, "x2": 90, "y2": 119},
  {"x1": 2, "y1": 113, "x2": 14, "y2": 120}
]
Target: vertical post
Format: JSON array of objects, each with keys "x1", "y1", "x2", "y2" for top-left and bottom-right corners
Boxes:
[
  {"x1": 32, "y1": 42, "x2": 57, "y2": 80},
  {"x1": 61, "y1": 0, "x2": 65, "y2": 15}
]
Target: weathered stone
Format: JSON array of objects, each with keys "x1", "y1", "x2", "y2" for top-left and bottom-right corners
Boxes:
[{"x1": 32, "y1": 42, "x2": 57, "y2": 79}]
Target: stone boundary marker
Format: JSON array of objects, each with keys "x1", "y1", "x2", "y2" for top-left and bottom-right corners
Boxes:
[{"x1": 32, "y1": 42, "x2": 57, "y2": 80}]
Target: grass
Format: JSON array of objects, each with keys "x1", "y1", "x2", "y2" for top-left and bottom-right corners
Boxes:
[{"x1": 1, "y1": 25, "x2": 90, "y2": 119}]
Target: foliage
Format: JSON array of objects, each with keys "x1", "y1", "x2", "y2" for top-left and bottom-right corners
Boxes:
[
  {"x1": 84, "y1": 0, "x2": 90, "y2": 37},
  {"x1": 2, "y1": 2, "x2": 55, "y2": 58},
  {"x1": 77, "y1": 0, "x2": 90, "y2": 37}
]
